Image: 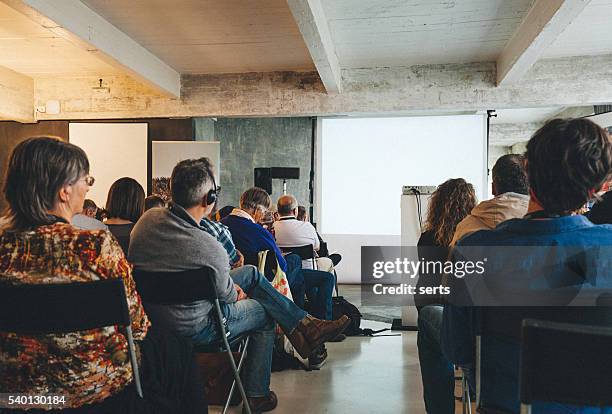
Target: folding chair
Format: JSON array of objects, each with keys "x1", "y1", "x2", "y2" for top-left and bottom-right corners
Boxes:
[
  {"x1": 281, "y1": 244, "x2": 339, "y2": 295},
  {"x1": 0, "y1": 279, "x2": 143, "y2": 398},
  {"x1": 475, "y1": 307, "x2": 612, "y2": 414},
  {"x1": 519, "y1": 319, "x2": 612, "y2": 414},
  {"x1": 280, "y1": 244, "x2": 317, "y2": 270},
  {"x1": 132, "y1": 267, "x2": 252, "y2": 414}
]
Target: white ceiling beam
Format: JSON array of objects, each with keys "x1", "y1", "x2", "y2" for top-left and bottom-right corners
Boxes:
[
  {"x1": 497, "y1": 0, "x2": 590, "y2": 86},
  {"x1": 3, "y1": 0, "x2": 181, "y2": 97},
  {"x1": 0, "y1": 65, "x2": 34, "y2": 123},
  {"x1": 287, "y1": 0, "x2": 342, "y2": 94}
]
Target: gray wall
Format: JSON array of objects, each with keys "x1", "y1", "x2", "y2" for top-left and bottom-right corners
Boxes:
[{"x1": 199, "y1": 117, "x2": 313, "y2": 211}]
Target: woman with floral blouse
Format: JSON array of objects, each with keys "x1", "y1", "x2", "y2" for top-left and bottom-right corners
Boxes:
[{"x1": 0, "y1": 137, "x2": 205, "y2": 413}]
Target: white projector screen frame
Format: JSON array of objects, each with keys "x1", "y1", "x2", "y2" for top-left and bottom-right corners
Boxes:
[
  {"x1": 69, "y1": 123, "x2": 148, "y2": 208},
  {"x1": 316, "y1": 115, "x2": 487, "y2": 235},
  {"x1": 315, "y1": 115, "x2": 487, "y2": 283}
]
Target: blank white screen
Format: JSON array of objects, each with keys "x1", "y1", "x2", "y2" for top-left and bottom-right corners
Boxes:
[
  {"x1": 320, "y1": 115, "x2": 486, "y2": 235},
  {"x1": 69, "y1": 123, "x2": 148, "y2": 207}
]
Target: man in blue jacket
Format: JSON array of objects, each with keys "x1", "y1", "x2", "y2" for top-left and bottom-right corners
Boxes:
[{"x1": 419, "y1": 118, "x2": 612, "y2": 413}]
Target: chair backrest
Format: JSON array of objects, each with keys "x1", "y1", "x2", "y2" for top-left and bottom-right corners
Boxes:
[
  {"x1": 520, "y1": 318, "x2": 612, "y2": 407},
  {"x1": 280, "y1": 244, "x2": 316, "y2": 261},
  {"x1": 132, "y1": 267, "x2": 217, "y2": 305},
  {"x1": 476, "y1": 306, "x2": 612, "y2": 411},
  {"x1": 0, "y1": 279, "x2": 130, "y2": 334}
]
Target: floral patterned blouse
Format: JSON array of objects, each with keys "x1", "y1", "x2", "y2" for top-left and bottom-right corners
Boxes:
[{"x1": 0, "y1": 222, "x2": 150, "y2": 408}]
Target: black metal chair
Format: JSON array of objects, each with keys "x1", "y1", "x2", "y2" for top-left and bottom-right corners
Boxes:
[
  {"x1": 520, "y1": 319, "x2": 612, "y2": 414},
  {"x1": 475, "y1": 307, "x2": 612, "y2": 414},
  {"x1": 0, "y1": 279, "x2": 143, "y2": 398},
  {"x1": 281, "y1": 244, "x2": 339, "y2": 294},
  {"x1": 132, "y1": 267, "x2": 252, "y2": 414},
  {"x1": 280, "y1": 244, "x2": 317, "y2": 270}
]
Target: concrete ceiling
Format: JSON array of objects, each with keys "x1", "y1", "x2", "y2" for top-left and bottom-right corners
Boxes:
[
  {"x1": 321, "y1": 0, "x2": 535, "y2": 69},
  {"x1": 544, "y1": 0, "x2": 612, "y2": 59},
  {"x1": 82, "y1": 0, "x2": 315, "y2": 74},
  {"x1": 490, "y1": 107, "x2": 565, "y2": 124},
  {"x1": 0, "y1": 1, "x2": 118, "y2": 76}
]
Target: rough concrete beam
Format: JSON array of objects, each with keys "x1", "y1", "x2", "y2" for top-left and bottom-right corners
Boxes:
[
  {"x1": 32, "y1": 54, "x2": 612, "y2": 120},
  {"x1": 3, "y1": 0, "x2": 181, "y2": 97},
  {"x1": 489, "y1": 122, "x2": 543, "y2": 146},
  {"x1": 0, "y1": 65, "x2": 34, "y2": 123},
  {"x1": 497, "y1": 0, "x2": 590, "y2": 86},
  {"x1": 287, "y1": 0, "x2": 342, "y2": 94}
]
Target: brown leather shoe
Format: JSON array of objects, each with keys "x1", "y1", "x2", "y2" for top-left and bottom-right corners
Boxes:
[
  {"x1": 242, "y1": 390, "x2": 278, "y2": 414},
  {"x1": 291, "y1": 315, "x2": 350, "y2": 358},
  {"x1": 285, "y1": 325, "x2": 312, "y2": 359}
]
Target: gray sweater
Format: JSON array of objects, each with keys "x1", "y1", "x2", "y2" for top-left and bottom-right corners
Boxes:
[{"x1": 128, "y1": 204, "x2": 237, "y2": 337}]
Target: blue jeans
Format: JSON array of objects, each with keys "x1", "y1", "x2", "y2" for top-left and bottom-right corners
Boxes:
[
  {"x1": 285, "y1": 253, "x2": 334, "y2": 320},
  {"x1": 418, "y1": 305, "x2": 455, "y2": 414},
  {"x1": 192, "y1": 265, "x2": 307, "y2": 397},
  {"x1": 303, "y1": 269, "x2": 334, "y2": 320}
]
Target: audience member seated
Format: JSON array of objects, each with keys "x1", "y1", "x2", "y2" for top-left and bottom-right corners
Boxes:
[
  {"x1": 416, "y1": 178, "x2": 476, "y2": 413},
  {"x1": 587, "y1": 179, "x2": 611, "y2": 224},
  {"x1": 212, "y1": 205, "x2": 235, "y2": 222},
  {"x1": 195, "y1": 159, "x2": 244, "y2": 269},
  {"x1": 275, "y1": 195, "x2": 334, "y2": 273},
  {"x1": 72, "y1": 198, "x2": 108, "y2": 230},
  {"x1": 0, "y1": 137, "x2": 205, "y2": 413},
  {"x1": 221, "y1": 188, "x2": 339, "y2": 367},
  {"x1": 416, "y1": 178, "x2": 477, "y2": 307},
  {"x1": 421, "y1": 118, "x2": 612, "y2": 414},
  {"x1": 144, "y1": 194, "x2": 166, "y2": 211},
  {"x1": 128, "y1": 159, "x2": 350, "y2": 413},
  {"x1": 451, "y1": 154, "x2": 530, "y2": 245},
  {"x1": 104, "y1": 177, "x2": 145, "y2": 254},
  {"x1": 297, "y1": 205, "x2": 342, "y2": 267}
]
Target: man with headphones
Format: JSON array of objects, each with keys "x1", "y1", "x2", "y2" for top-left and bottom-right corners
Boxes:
[
  {"x1": 195, "y1": 159, "x2": 244, "y2": 268},
  {"x1": 129, "y1": 158, "x2": 350, "y2": 413}
]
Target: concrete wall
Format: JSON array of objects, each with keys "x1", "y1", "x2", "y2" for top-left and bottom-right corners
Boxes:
[{"x1": 203, "y1": 117, "x2": 314, "y2": 210}]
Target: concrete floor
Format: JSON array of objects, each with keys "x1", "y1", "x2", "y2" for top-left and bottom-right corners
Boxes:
[
  {"x1": 210, "y1": 283, "x2": 428, "y2": 414},
  {"x1": 210, "y1": 319, "x2": 426, "y2": 414}
]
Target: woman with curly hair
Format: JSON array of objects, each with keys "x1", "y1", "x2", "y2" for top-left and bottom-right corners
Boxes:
[
  {"x1": 415, "y1": 178, "x2": 477, "y2": 308},
  {"x1": 416, "y1": 178, "x2": 477, "y2": 414}
]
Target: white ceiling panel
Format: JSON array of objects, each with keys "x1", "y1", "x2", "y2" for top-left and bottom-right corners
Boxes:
[
  {"x1": 0, "y1": 2, "x2": 118, "y2": 76},
  {"x1": 321, "y1": 0, "x2": 535, "y2": 68},
  {"x1": 82, "y1": 0, "x2": 315, "y2": 74},
  {"x1": 543, "y1": 0, "x2": 612, "y2": 59}
]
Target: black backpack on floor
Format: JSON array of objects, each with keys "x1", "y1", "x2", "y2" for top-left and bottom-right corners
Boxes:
[{"x1": 332, "y1": 296, "x2": 362, "y2": 336}]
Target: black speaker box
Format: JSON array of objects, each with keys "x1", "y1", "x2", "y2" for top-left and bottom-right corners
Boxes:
[
  {"x1": 254, "y1": 168, "x2": 273, "y2": 194},
  {"x1": 270, "y1": 167, "x2": 300, "y2": 180}
]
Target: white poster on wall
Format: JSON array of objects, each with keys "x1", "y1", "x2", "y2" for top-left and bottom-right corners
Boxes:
[
  {"x1": 152, "y1": 141, "x2": 220, "y2": 201},
  {"x1": 69, "y1": 123, "x2": 148, "y2": 208}
]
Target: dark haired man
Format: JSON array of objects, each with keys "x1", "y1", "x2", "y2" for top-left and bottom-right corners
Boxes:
[
  {"x1": 437, "y1": 119, "x2": 612, "y2": 413},
  {"x1": 450, "y1": 154, "x2": 529, "y2": 245},
  {"x1": 129, "y1": 158, "x2": 349, "y2": 412}
]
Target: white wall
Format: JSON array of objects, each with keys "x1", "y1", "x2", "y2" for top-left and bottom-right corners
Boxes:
[{"x1": 69, "y1": 123, "x2": 148, "y2": 207}]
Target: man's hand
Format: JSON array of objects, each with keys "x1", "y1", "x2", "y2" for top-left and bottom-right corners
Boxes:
[
  {"x1": 235, "y1": 284, "x2": 248, "y2": 301},
  {"x1": 231, "y1": 250, "x2": 245, "y2": 269}
]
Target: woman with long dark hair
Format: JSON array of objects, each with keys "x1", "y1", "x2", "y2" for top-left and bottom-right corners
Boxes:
[
  {"x1": 416, "y1": 178, "x2": 477, "y2": 414},
  {"x1": 0, "y1": 137, "x2": 205, "y2": 413},
  {"x1": 104, "y1": 177, "x2": 145, "y2": 254}
]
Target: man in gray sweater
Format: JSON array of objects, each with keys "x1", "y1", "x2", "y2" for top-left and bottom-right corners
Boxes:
[{"x1": 129, "y1": 158, "x2": 349, "y2": 413}]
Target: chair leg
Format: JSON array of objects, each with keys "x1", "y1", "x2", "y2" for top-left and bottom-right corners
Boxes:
[
  {"x1": 215, "y1": 300, "x2": 251, "y2": 414},
  {"x1": 222, "y1": 337, "x2": 250, "y2": 414}
]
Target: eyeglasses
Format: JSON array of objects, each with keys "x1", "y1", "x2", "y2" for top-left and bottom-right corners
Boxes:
[{"x1": 81, "y1": 175, "x2": 95, "y2": 186}]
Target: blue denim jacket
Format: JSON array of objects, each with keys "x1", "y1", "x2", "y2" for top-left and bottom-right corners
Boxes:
[{"x1": 442, "y1": 215, "x2": 612, "y2": 413}]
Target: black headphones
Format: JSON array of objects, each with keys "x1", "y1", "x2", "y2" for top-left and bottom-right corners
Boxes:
[{"x1": 205, "y1": 171, "x2": 219, "y2": 206}]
